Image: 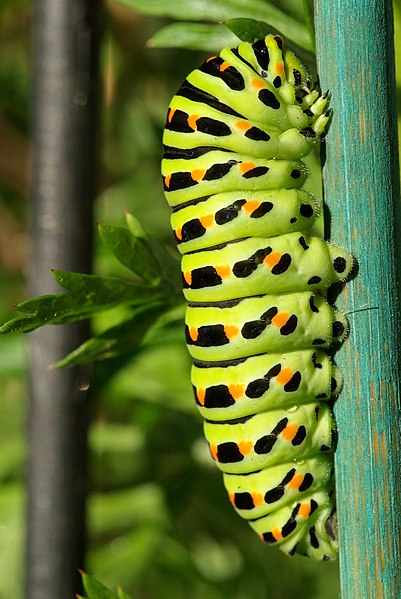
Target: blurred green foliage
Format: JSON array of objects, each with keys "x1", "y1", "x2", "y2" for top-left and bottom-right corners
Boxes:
[{"x1": 0, "y1": 1, "x2": 400, "y2": 599}]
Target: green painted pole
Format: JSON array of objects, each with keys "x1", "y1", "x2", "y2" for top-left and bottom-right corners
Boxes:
[{"x1": 314, "y1": 2, "x2": 401, "y2": 598}]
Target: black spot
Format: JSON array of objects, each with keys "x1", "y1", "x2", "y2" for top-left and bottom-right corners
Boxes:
[
  {"x1": 282, "y1": 519, "x2": 297, "y2": 537},
  {"x1": 241, "y1": 319, "x2": 267, "y2": 339},
  {"x1": 309, "y1": 295, "x2": 319, "y2": 313},
  {"x1": 204, "y1": 161, "x2": 237, "y2": 180},
  {"x1": 307, "y1": 275, "x2": 322, "y2": 285},
  {"x1": 264, "y1": 487, "x2": 285, "y2": 503},
  {"x1": 309, "y1": 526, "x2": 319, "y2": 548},
  {"x1": 163, "y1": 145, "x2": 227, "y2": 160},
  {"x1": 216, "y1": 442, "x2": 244, "y2": 463},
  {"x1": 299, "y1": 236, "x2": 309, "y2": 250},
  {"x1": 273, "y1": 76, "x2": 281, "y2": 88},
  {"x1": 331, "y1": 377, "x2": 337, "y2": 392},
  {"x1": 313, "y1": 338, "x2": 325, "y2": 345},
  {"x1": 290, "y1": 217, "x2": 297, "y2": 223},
  {"x1": 177, "y1": 80, "x2": 245, "y2": 119},
  {"x1": 333, "y1": 320, "x2": 345, "y2": 338},
  {"x1": 299, "y1": 473, "x2": 314, "y2": 492},
  {"x1": 234, "y1": 492, "x2": 255, "y2": 510},
  {"x1": 254, "y1": 247, "x2": 272, "y2": 263},
  {"x1": 274, "y1": 36, "x2": 283, "y2": 49},
  {"x1": 261, "y1": 306, "x2": 279, "y2": 323},
  {"x1": 165, "y1": 171, "x2": 197, "y2": 191},
  {"x1": 282, "y1": 468, "x2": 296, "y2": 485},
  {"x1": 304, "y1": 108, "x2": 314, "y2": 116},
  {"x1": 320, "y1": 444, "x2": 331, "y2": 452},
  {"x1": 196, "y1": 325, "x2": 229, "y2": 347},
  {"x1": 262, "y1": 531, "x2": 277, "y2": 544},
  {"x1": 165, "y1": 108, "x2": 195, "y2": 133},
  {"x1": 215, "y1": 200, "x2": 245, "y2": 224},
  {"x1": 196, "y1": 117, "x2": 231, "y2": 137},
  {"x1": 310, "y1": 499, "x2": 319, "y2": 514},
  {"x1": 252, "y1": 39, "x2": 270, "y2": 70},
  {"x1": 284, "y1": 371, "x2": 301, "y2": 392},
  {"x1": 266, "y1": 363, "x2": 281, "y2": 378},
  {"x1": 242, "y1": 166, "x2": 269, "y2": 178},
  {"x1": 181, "y1": 219, "x2": 206, "y2": 242},
  {"x1": 291, "y1": 169, "x2": 301, "y2": 179},
  {"x1": 250, "y1": 201, "x2": 273, "y2": 218},
  {"x1": 258, "y1": 89, "x2": 280, "y2": 110},
  {"x1": 288, "y1": 544, "x2": 298, "y2": 556},
  {"x1": 272, "y1": 253, "x2": 292, "y2": 275},
  {"x1": 291, "y1": 426, "x2": 306, "y2": 446},
  {"x1": 190, "y1": 266, "x2": 222, "y2": 289},
  {"x1": 272, "y1": 417, "x2": 289, "y2": 435},
  {"x1": 245, "y1": 127, "x2": 270, "y2": 141},
  {"x1": 232, "y1": 259, "x2": 258, "y2": 278},
  {"x1": 199, "y1": 57, "x2": 245, "y2": 90},
  {"x1": 280, "y1": 315, "x2": 298, "y2": 336},
  {"x1": 254, "y1": 435, "x2": 277, "y2": 454},
  {"x1": 204, "y1": 385, "x2": 235, "y2": 408},
  {"x1": 245, "y1": 378, "x2": 270, "y2": 398},
  {"x1": 333, "y1": 256, "x2": 347, "y2": 273},
  {"x1": 300, "y1": 203, "x2": 314, "y2": 218},
  {"x1": 300, "y1": 127, "x2": 316, "y2": 138},
  {"x1": 312, "y1": 351, "x2": 322, "y2": 368},
  {"x1": 293, "y1": 69, "x2": 302, "y2": 86},
  {"x1": 314, "y1": 406, "x2": 320, "y2": 420}
]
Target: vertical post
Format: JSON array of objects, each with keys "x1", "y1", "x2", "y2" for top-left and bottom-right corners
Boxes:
[
  {"x1": 28, "y1": 2, "x2": 100, "y2": 598},
  {"x1": 314, "y1": 2, "x2": 401, "y2": 598}
]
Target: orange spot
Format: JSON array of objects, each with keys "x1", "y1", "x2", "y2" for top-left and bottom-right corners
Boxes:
[
  {"x1": 167, "y1": 107, "x2": 176, "y2": 123},
  {"x1": 276, "y1": 367, "x2": 293, "y2": 385},
  {"x1": 219, "y1": 61, "x2": 231, "y2": 71},
  {"x1": 224, "y1": 325, "x2": 239, "y2": 339},
  {"x1": 215, "y1": 265, "x2": 231, "y2": 278},
  {"x1": 206, "y1": 55, "x2": 217, "y2": 62},
  {"x1": 210, "y1": 443, "x2": 218, "y2": 461},
  {"x1": 175, "y1": 228, "x2": 182, "y2": 241},
  {"x1": 252, "y1": 78, "x2": 265, "y2": 89},
  {"x1": 192, "y1": 168, "x2": 206, "y2": 182},
  {"x1": 251, "y1": 492, "x2": 264, "y2": 506},
  {"x1": 281, "y1": 423, "x2": 298, "y2": 442},
  {"x1": 242, "y1": 200, "x2": 260, "y2": 213},
  {"x1": 264, "y1": 251, "x2": 281, "y2": 268},
  {"x1": 189, "y1": 326, "x2": 198, "y2": 342},
  {"x1": 275, "y1": 63, "x2": 285, "y2": 75},
  {"x1": 197, "y1": 388, "x2": 206, "y2": 405},
  {"x1": 239, "y1": 162, "x2": 256, "y2": 175},
  {"x1": 187, "y1": 114, "x2": 199, "y2": 130},
  {"x1": 228, "y1": 492, "x2": 235, "y2": 506},
  {"x1": 299, "y1": 503, "x2": 312, "y2": 519},
  {"x1": 272, "y1": 528, "x2": 283, "y2": 541},
  {"x1": 183, "y1": 271, "x2": 192, "y2": 286},
  {"x1": 200, "y1": 214, "x2": 214, "y2": 228},
  {"x1": 236, "y1": 120, "x2": 251, "y2": 131},
  {"x1": 164, "y1": 174, "x2": 171, "y2": 189},
  {"x1": 288, "y1": 473, "x2": 304, "y2": 490},
  {"x1": 271, "y1": 311, "x2": 289, "y2": 328},
  {"x1": 228, "y1": 384, "x2": 244, "y2": 400},
  {"x1": 238, "y1": 440, "x2": 253, "y2": 456}
]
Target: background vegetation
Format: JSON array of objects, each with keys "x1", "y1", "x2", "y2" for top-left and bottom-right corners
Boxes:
[{"x1": 0, "y1": 1, "x2": 399, "y2": 597}]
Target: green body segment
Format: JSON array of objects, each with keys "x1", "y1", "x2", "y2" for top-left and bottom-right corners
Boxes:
[{"x1": 162, "y1": 34, "x2": 353, "y2": 560}]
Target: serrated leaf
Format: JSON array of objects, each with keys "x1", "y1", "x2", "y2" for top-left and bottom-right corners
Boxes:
[
  {"x1": 149, "y1": 23, "x2": 239, "y2": 52},
  {"x1": 52, "y1": 301, "x2": 168, "y2": 367},
  {"x1": 81, "y1": 572, "x2": 118, "y2": 599},
  {"x1": 98, "y1": 223, "x2": 161, "y2": 285},
  {"x1": 223, "y1": 18, "x2": 272, "y2": 43},
  {"x1": 118, "y1": 0, "x2": 313, "y2": 51}
]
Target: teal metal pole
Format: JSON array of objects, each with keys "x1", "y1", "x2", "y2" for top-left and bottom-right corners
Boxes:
[{"x1": 314, "y1": 2, "x2": 401, "y2": 598}]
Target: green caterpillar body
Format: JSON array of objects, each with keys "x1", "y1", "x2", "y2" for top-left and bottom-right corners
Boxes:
[{"x1": 162, "y1": 35, "x2": 353, "y2": 560}]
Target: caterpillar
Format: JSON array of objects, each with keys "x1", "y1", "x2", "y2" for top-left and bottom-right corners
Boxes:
[{"x1": 161, "y1": 34, "x2": 354, "y2": 560}]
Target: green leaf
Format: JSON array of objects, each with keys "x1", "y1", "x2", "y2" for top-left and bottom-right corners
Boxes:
[
  {"x1": 98, "y1": 223, "x2": 161, "y2": 285},
  {"x1": 117, "y1": 586, "x2": 133, "y2": 599},
  {"x1": 148, "y1": 23, "x2": 240, "y2": 52},
  {"x1": 118, "y1": 0, "x2": 313, "y2": 51},
  {"x1": 52, "y1": 301, "x2": 169, "y2": 367},
  {"x1": 81, "y1": 571, "x2": 118, "y2": 599},
  {"x1": 223, "y1": 18, "x2": 273, "y2": 43}
]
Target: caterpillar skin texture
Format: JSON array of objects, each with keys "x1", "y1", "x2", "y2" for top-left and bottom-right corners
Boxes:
[{"x1": 162, "y1": 35, "x2": 353, "y2": 560}]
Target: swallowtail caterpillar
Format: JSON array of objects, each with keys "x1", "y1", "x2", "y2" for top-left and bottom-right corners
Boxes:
[{"x1": 161, "y1": 34, "x2": 354, "y2": 560}]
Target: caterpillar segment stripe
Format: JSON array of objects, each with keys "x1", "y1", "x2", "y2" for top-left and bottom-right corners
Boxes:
[{"x1": 162, "y1": 34, "x2": 354, "y2": 560}]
